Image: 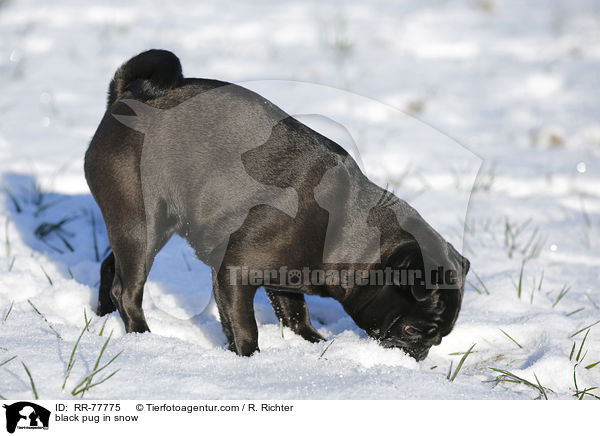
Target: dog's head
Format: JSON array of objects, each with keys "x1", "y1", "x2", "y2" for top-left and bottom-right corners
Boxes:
[
  {"x1": 347, "y1": 203, "x2": 470, "y2": 361},
  {"x1": 373, "y1": 276, "x2": 466, "y2": 361},
  {"x1": 349, "y1": 251, "x2": 468, "y2": 360}
]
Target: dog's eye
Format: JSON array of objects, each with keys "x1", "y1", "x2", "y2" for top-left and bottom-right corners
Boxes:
[{"x1": 404, "y1": 325, "x2": 420, "y2": 336}]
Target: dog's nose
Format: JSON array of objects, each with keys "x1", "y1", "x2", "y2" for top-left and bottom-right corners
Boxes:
[{"x1": 412, "y1": 348, "x2": 430, "y2": 361}]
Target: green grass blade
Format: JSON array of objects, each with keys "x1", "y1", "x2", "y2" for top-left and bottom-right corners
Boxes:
[
  {"x1": 552, "y1": 285, "x2": 570, "y2": 308},
  {"x1": 0, "y1": 355, "x2": 17, "y2": 367},
  {"x1": 576, "y1": 329, "x2": 590, "y2": 362},
  {"x1": 21, "y1": 361, "x2": 38, "y2": 400},
  {"x1": 99, "y1": 318, "x2": 108, "y2": 337},
  {"x1": 516, "y1": 260, "x2": 525, "y2": 299},
  {"x1": 70, "y1": 351, "x2": 122, "y2": 395},
  {"x1": 28, "y1": 299, "x2": 62, "y2": 340},
  {"x1": 499, "y1": 329, "x2": 523, "y2": 349},
  {"x1": 318, "y1": 339, "x2": 335, "y2": 360},
  {"x1": 571, "y1": 320, "x2": 600, "y2": 338},
  {"x1": 83, "y1": 331, "x2": 114, "y2": 392},
  {"x1": 533, "y1": 372, "x2": 548, "y2": 400},
  {"x1": 39, "y1": 265, "x2": 53, "y2": 286},
  {"x1": 489, "y1": 368, "x2": 553, "y2": 399},
  {"x1": 3, "y1": 301, "x2": 14, "y2": 322},
  {"x1": 473, "y1": 271, "x2": 490, "y2": 295},
  {"x1": 73, "y1": 370, "x2": 120, "y2": 397},
  {"x1": 449, "y1": 344, "x2": 476, "y2": 382},
  {"x1": 466, "y1": 279, "x2": 483, "y2": 295},
  {"x1": 62, "y1": 315, "x2": 92, "y2": 389},
  {"x1": 585, "y1": 360, "x2": 600, "y2": 370},
  {"x1": 566, "y1": 308, "x2": 585, "y2": 317},
  {"x1": 4, "y1": 218, "x2": 10, "y2": 257},
  {"x1": 587, "y1": 294, "x2": 599, "y2": 310}
]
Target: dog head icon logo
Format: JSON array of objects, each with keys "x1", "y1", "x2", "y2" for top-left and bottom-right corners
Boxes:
[{"x1": 3, "y1": 402, "x2": 50, "y2": 433}]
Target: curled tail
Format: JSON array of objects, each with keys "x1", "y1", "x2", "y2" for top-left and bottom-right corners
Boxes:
[{"x1": 107, "y1": 49, "x2": 183, "y2": 107}]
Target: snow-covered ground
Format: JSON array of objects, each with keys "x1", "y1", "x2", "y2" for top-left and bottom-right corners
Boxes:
[{"x1": 1, "y1": 0, "x2": 599, "y2": 399}]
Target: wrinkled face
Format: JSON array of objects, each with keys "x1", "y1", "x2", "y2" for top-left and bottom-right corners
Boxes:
[
  {"x1": 357, "y1": 252, "x2": 468, "y2": 361},
  {"x1": 376, "y1": 290, "x2": 450, "y2": 361}
]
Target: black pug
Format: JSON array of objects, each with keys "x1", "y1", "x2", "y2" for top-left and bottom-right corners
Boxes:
[{"x1": 85, "y1": 49, "x2": 469, "y2": 361}]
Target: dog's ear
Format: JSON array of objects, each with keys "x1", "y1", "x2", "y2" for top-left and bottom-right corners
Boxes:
[
  {"x1": 438, "y1": 288, "x2": 463, "y2": 336},
  {"x1": 385, "y1": 241, "x2": 438, "y2": 302},
  {"x1": 410, "y1": 280, "x2": 436, "y2": 302}
]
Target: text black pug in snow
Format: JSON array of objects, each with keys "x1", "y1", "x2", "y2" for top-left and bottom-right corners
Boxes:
[{"x1": 85, "y1": 50, "x2": 470, "y2": 361}]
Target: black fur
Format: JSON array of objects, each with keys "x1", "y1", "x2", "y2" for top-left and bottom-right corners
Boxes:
[
  {"x1": 85, "y1": 50, "x2": 469, "y2": 360},
  {"x1": 107, "y1": 49, "x2": 183, "y2": 107}
]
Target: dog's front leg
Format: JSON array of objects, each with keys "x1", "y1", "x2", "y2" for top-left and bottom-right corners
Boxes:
[
  {"x1": 213, "y1": 269, "x2": 259, "y2": 356},
  {"x1": 266, "y1": 289, "x2": 325, "y2": 343}
]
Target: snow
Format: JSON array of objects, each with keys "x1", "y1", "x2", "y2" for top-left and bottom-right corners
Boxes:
[{"x1": 1, "y1": 0, "x2": 599, "y2": 400}]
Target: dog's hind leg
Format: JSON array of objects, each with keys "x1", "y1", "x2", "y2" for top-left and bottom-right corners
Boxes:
[
  {"x1": 97, "y1": 251, "x2": 116, "y2": 316},
  {"x1": 107, "y1": 210, "x2": 174, "y2": 333},
  {"x1": 266, "y1": 289, "x2": 325, "y2": 343},
  {"x1": 107, "y1": 219, "x2": 153, "y2": 333},
  {"x1": 93, "y1": 168, "x2": 174, "y2": 333}
]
